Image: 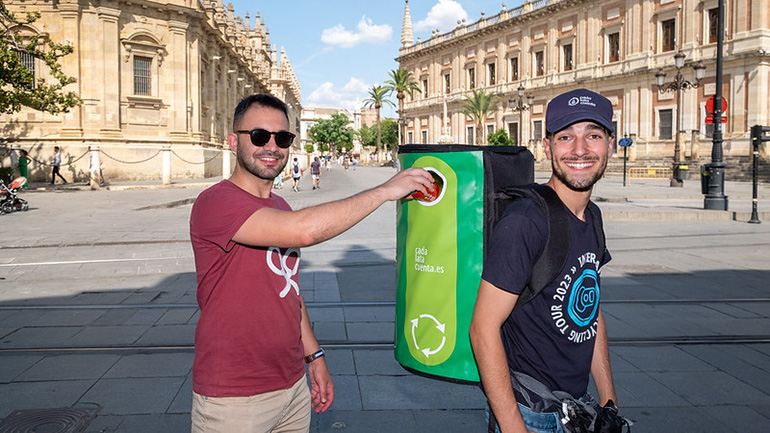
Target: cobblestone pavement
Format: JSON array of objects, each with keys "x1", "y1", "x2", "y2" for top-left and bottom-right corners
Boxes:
[{"x1": 1, "y1": 164, "x2": 769, "y2": 432}]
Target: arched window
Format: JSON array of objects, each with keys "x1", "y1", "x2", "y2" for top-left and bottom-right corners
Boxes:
[{"x1": 9, "y1": 24, "x2": 43, "y2": 89}]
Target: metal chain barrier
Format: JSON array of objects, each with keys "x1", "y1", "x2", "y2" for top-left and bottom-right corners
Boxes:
[
  {"x1": 170, "y1": 148, "x2": 221, "y2": 165},
  {"x1": 2, "y1": 144, "x2": 225, "y2": 182},
  {"x1": 100, "y1": 149, "x2": 162, "y2": 164}
]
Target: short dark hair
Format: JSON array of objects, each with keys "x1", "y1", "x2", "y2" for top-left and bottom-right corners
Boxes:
[{"x1": 232, "y1": 94, "x2": 289, "y2": 131}]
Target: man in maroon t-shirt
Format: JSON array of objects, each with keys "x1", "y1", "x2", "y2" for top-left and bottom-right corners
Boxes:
[{"x1": 189, "y1": 93, "x2": 433, "y2": 433}]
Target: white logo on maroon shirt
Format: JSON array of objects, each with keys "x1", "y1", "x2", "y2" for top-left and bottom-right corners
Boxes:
[{"x1": 266, "y1": 247, "x2": 300, "y2": 298}]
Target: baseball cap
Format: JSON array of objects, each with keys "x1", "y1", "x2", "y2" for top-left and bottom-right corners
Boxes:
[{"x1": 545, "y1": 89, "x2": 614, "y2": 135}]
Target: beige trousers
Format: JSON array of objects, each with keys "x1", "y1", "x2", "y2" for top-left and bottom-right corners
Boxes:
[{"x1": 191, "y1": 375, "x2": 311, "y2": 433}]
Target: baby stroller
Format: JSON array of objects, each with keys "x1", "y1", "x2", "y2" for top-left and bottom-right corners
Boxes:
[{"x1": 0, "y1": 177, "x2": 29, "y2": 213}]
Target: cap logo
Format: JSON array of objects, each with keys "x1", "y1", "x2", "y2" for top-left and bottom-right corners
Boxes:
[{"x1": 569, "y1": 96, "x2": 597, "y2": 107}]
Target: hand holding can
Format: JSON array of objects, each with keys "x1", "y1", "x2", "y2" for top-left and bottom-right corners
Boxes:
[{"x1": 410, "y1": 170, "x2": 443, "y2": 202}]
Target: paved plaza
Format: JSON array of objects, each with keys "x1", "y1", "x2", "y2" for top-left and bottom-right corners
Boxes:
[{"x1": 0, "y1": 163, "x2": 769, "y2": 432}]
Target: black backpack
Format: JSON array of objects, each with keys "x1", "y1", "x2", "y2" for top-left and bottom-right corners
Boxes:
[
  {"x1": 293, "y1": 163, "x2": 299, "y2": 174},
  {"x1": 486, "y1": 183, "x2": 606, "y2": 311}
]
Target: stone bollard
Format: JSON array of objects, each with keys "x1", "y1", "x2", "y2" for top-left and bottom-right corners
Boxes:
[
  {"x1": 162, "y1": 145, "x2": 172, "y2": 185},
  {"x1": 88, "y1": 145, "x2": 101, "y2": 190}
]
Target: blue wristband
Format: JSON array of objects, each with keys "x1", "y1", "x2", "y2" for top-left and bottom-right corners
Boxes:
[{"x1": 304, "y1": 348, "x2": 325, "y2": 363}]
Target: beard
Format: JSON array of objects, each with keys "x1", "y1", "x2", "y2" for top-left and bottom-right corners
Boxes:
[
  {"x1": 236, "y1": 144, "x2": 288, "y2": 181},
  {"x1": 551, "y1": 156, "x2": 608, "y2": 192}
]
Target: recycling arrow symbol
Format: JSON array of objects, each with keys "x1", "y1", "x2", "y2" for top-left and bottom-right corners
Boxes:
[{"x1": 410, "y1": 313, "x2": 447, "y2": 358}]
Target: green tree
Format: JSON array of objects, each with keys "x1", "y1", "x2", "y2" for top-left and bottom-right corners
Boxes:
[
  {"x1": 363, "y1": 85, "x2": 395, "y2": 163},
  {"x1": 356, "y1": 124, "x2": 376, "y2": 148},
  {"x1": 380, "y1": 118, "x2": 398, "y2": 150},
  {"x1": 0, "y1": 2, "x2": 81, "y2": 114},
  {"x1": 304, "y1": 144, "x2": 315, "y2": 154},
  {"x1": 307, "y1": 113, "x2": 353, "y2": 154},
  {"x1": 462, "y1": 89, "x2": 500, "y2": 145},
  {"x1": 385, "y1": 68, "x2": 421, "y2": 146},
  {"x1": 487, "y1": 129, "x2": 515, "y2": 146}
]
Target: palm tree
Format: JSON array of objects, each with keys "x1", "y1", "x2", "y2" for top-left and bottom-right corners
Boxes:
[
  {"x1": 462, "y1": 89, "x2": 500, "y2": 145},
  {"x1": 363, "y1": 85, "x2": 395, "y2": 163},
  {"x1": 385, "y1": 68, "x2": 421, "y2": 146}
]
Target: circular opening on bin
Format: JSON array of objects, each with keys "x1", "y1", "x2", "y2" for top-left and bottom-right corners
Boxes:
[{"x1": 415, "y1": 167, "x2": 446, "y2": 207}]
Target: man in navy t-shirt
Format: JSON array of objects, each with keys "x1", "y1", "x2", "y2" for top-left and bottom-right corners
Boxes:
[{"x1": 470, "y1": 89, "x2": 619, "y2": 433}]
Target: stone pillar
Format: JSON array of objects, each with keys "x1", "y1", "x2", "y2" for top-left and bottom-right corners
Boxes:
[
  {"x1": 210, "y1": 58, "x2": 220, "y2": 140},
  {"x1": 162, "y1": 145, "x2": 172, "y2": 185},
  {"x1": 97, "y1": 7, "x2": 121, "y2": 135},
  {"x1": 59, "y1": 4, "x2": 83, "y2": 137},
  {"x1": 88, "y1": 145, "x2": 101, "y2": 190},
  {"x1": 188, "y1": 30, "x2": 202, "y2": 141},
  {"x1": 168, "y1": 20, "x2": 190, "y2": 138},
  {"x1": 629, "y1": 133, "x2": 638, "y2": 162}
]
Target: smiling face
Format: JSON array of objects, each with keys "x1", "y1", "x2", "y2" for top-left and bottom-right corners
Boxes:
[
  {"x1": 544, "y1": 121, "x2": 614, "y2": 192},
  {"x1": 228, "y1": 105, "x2": 291, "y2": 182}
]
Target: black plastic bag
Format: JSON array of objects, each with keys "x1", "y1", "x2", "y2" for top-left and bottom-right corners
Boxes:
[{"x1": 593, "y1": 400, "x2": 631, "y2": 433}]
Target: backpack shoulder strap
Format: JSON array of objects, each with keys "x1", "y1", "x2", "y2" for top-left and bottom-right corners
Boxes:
[
  {"x1": 511, "y1": 184, "x2": 570, "y2": 311},
  {"x1": 586, "y1": 200, "x2": 606, "y2": 265}
]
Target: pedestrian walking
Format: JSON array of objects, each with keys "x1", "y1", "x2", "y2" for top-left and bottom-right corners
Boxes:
[
  {"x1": 18, "y1": 150, "x2": 29, "y2": 188},
  {"x1": 311, "y1": 156, "x2": 321, "y2": 190},
  {"x1": 188, "y1": 93, "x2": 433, "y2": 433},
  {"x1": 470, "y1": 89, "x2": 626, "y2": 433},
  {"x1": 291, "y1": 157, "x2": 302, "y2": 191},
  {"x1": 51, "y1": 146, "x2": 67, "y2": 184}
]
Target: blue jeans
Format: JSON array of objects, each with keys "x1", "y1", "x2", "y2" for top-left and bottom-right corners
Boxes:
[{"x1": 486, "y1": 404, "x2": 563, "y2": 433}]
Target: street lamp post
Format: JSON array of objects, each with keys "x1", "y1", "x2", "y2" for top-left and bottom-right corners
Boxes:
[
  {"x1": 704, "y1": 0, "x2": 728, "y2": 210},
  {"x1": 655, "y1": 51, "x2": 706, "y2": 187},
  {"x1": 508, "y1": 85, "x2": 535, "y2": 147}
]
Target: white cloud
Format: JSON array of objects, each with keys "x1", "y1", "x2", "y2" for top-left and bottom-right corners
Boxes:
[
  {"x1": 321, "y1": 16, "x2": 392, "y2": 48},
  {"x1": 305, "y1": 78, "x2": 371, "y2": 112},
  {"x1": 415, "y1": 0, "x2": 468, "y2": 33}
]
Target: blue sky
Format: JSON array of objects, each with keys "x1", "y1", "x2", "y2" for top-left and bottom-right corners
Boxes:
[{"x1": 227, "y1": 0, "x2": 524, "y2": 117}]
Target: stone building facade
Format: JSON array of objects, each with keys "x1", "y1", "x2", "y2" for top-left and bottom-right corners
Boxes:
[
  {"x1": 2, "y1": 0, "x2": 300, "y2": 182},
  {"x1": 396, "y1": 0, "x2": 769, "y2": 165}
]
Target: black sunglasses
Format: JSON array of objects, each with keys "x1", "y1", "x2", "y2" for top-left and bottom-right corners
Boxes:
[{"x1": 235, "y1": 128, "x2": 295, "y2": 149}]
